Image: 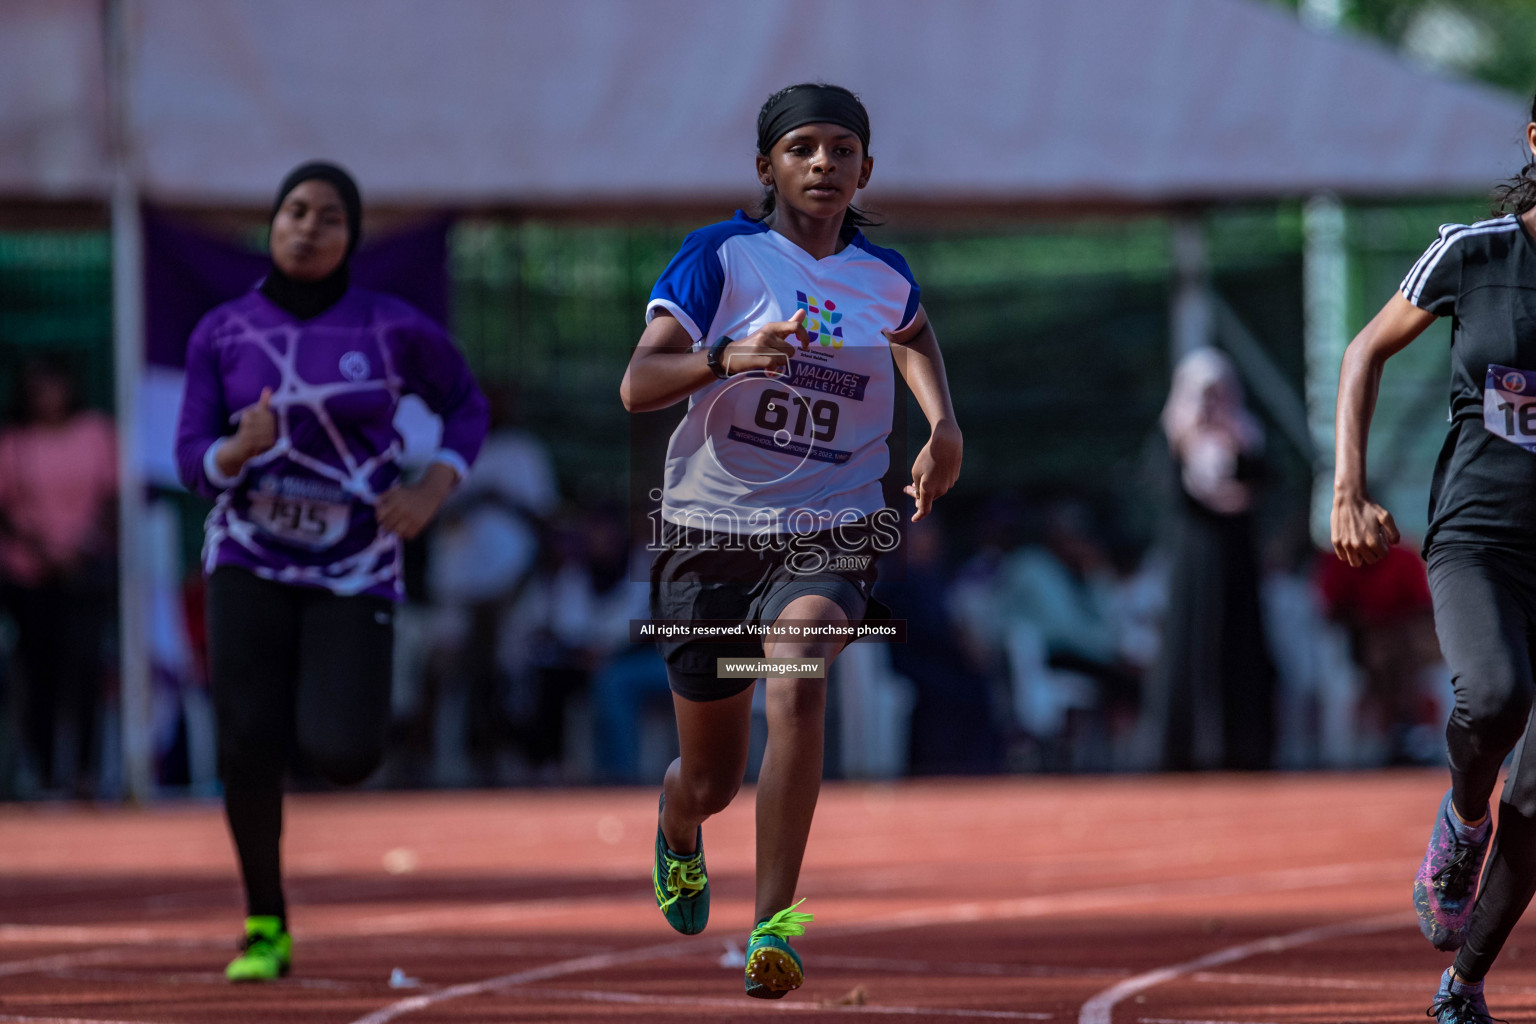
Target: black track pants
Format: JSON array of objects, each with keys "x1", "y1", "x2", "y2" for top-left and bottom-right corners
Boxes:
[
  {"x1": 207, "y1": 567, "x2": 393, "y2": 922},
  {"x1": 1428, "y1": 546, "x2": 1536, "y2": 981}
]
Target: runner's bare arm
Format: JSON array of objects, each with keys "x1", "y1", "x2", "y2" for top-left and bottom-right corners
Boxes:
[
  {"x1": 885, "y1": 306, "x2": 962, "y2": 521},
  {"x1": 620, "y1": 310, "x2": 806, "y2": 413},
  {"x1": 1332, "y1": 292, "x2": 1436, "y2": 567},
  {"x1": 376, "y1": 462, "x2": 459, "y2": 540}
]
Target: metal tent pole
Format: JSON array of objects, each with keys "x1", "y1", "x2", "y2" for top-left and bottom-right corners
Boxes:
[
  {"x1": 1300, "y1": 0, "x2": 1352, "y2": 546},
  {"x1": 106, "y1": 0, "x2": 153, "y2": 803},
  {"x1": 1170, "y1": 214, "x2": 1213, "y2": 361},
  {"x1": 1303, "y1": 194, "x2": 1349, "y2": 545}
]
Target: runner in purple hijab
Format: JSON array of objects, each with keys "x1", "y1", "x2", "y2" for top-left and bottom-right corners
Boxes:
[{"x1": 174, "y1": 161, "x2": 488, "y2": 981}]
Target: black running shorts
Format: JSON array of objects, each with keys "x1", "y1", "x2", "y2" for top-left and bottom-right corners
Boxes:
[{"x1": 649, "y1": 518, "x2": 887, "y2": 702}]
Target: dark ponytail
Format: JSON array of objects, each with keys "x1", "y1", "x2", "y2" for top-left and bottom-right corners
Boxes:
[
  {"x1": 754, "y1": 83, "x2": 884, "y2": 234},
  {"x1": 1493, "y1": 89, "x2": 1536, "y2": 215}
]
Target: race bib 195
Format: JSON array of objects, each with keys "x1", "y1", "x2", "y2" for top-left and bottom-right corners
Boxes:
[{"x1": 247, "y1": 477, "x2": 352, "y2": 550}]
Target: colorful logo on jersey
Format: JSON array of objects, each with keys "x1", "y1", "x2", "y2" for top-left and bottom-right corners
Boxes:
[
  {"x1": 339, "y1": 351, "x2": 371, "y2": 381},
  {"x1": 1507, "y1": 371, "x2": 1528, "y2": 394},
  {"x1": 796, "y1": 291, "x2": 843, "y2": 348}
]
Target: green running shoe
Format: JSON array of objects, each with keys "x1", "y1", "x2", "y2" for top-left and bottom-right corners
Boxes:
[
  {"x1": 225, "y1": 916, "x2": 291, "y2": 982},
  {"x1": 745, "y1": 899, "x2": 813, "y2": 999},
  {"x1": 653, "y1": 794, "x2": 708, "y2": 935}
]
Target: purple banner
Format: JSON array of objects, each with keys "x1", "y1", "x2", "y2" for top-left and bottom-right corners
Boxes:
[{"x1": 143, "y1": 210, "x2": 451, "y2": 369}]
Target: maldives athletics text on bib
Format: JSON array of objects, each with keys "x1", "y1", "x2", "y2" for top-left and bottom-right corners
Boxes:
[{"x1": 1484, "y1": 364, "x2": 1536, "y2": 453}]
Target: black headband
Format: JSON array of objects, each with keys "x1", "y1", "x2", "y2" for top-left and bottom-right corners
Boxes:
[
  {"x1": 756, "y1": 84, "x2": 870, "y2": 155},
  {"x1": 272, "y1": 161, "x2": 362, "y2": 257}
]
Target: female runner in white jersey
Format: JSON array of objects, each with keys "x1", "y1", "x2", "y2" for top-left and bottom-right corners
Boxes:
[
  {"x1": 1335, "y1": 91, "x2": 1536, "y2": 1024},
  {"x1": 620, "y1": 83, "x2": 962, "y2": 999}
]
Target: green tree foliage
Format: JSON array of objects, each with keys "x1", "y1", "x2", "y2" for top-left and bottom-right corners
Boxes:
[{"x1": 1267, "y1": 0, "x2": 1536, "y2": 96}]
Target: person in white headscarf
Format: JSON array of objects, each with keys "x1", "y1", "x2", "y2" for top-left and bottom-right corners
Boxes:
[
  {"x1": 1161, "y1": 347, "x2": 1264, "y2": 515},
  {"x1": 1145, "y1": 347, "x2": 1276, "y2": 770}
]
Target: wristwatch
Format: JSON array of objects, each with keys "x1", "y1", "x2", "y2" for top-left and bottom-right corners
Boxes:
[{"x1": 706, "y1": 335, "x2": 734, "y2": 379}]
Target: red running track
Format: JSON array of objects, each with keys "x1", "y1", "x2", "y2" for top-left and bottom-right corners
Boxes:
[{"x1": 0, "y1": 772, "x2": 1509, "y2": 1022}]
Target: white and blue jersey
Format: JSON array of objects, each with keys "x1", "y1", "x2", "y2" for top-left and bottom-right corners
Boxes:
[{"x1": 646, "y1": 211, "x2": 920, "y2": 534}]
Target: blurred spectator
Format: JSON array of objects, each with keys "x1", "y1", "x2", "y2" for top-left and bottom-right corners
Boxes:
[
  {"x1": 1109, "y1": 544, "x2": 1167, "y2": 681},
  {"x1": 1108, "y1": 541, "x2": 1169, "y2": 771},
  {"x1": 427, "y1": 384, "x2": 556, "y2": 783},
  {"x1": 877, "y1": 515, "x2": 1004, "y2": 774},
  {"x1": 494, "y1": 504, "x2": 646, "y2": 781},
  {"x1": 429, "y1": 383, "x2": 556, "y2": 611},
  {"x1": 1262, "y1": 524, "x2": 1360, "y2": 769},
  {"x1": 995, "y1": 499, "x2": 1141, "y2": 768},
  {"x1": 0, "y1": 355, "x2": 117, "y2": 796},
  {"x1": 1145, "y1": 347, "x2": 1275, "y2": 771},
  {"x1": 1316, "y1": 542, "x2": 1448, "y2": 765},
  {"x1": 588, "y1": 637, "x2": 668, "y2": 784},
  {"x1": 1002, "y1": 503, "x2": 1131, "y2": 684},
  {"x1": 948, "y1": 495, "x2": 1021, "y2": 678},
  {"x1": 0, "y1": 628, "x2": 12, "y2": 799},
  {"x1": 586, "y1": 525, "x2": 666, "y2": 784}
]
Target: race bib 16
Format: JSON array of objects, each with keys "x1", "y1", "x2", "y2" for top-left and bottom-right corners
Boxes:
[{"x1": 1485, "y1": 364, "x2": 1536, "y2": 452}]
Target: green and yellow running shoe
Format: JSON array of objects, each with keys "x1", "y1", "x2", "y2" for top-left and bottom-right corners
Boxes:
[
  {"x1": 653, "y1": 795, "x2": 709, "y2": 935},
  {"x1": 745, "y1": 899, "x2": 813, "y2": 999},
  {"x1": 225, "y1": 916, "x2": 291, "y2": 982}
]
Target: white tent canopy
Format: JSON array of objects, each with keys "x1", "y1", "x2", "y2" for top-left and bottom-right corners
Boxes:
[
  {"x1": 1, "y1": 0, "x2": 1528, "y2": 209},
  {"x1": 0, "y1": 0, "x2": 109, "y2": 200}
]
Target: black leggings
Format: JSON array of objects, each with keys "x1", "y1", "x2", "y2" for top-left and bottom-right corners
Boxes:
[
  {"x1": 1428, "y1": 545, "x2": 1536, "y2": 982},
  {"x1": 207, "y1": 567, "x2": 393, "y2": 923}
]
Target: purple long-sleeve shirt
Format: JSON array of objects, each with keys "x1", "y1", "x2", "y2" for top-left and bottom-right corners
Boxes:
[{"x1": 175, "y1": 286, "x2": 489, "y2": 600}]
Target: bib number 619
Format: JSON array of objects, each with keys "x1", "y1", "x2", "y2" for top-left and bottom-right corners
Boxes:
[{"x1": 754, "y1": 389, "x2": 840, "y2": 442}]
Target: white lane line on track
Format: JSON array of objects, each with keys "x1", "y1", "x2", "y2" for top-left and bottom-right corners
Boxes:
[
  {"x1": 0, "y1": 1015, "x2": 171, "y2": 1024},
  {"x1": 1076, "y1": 912, "x2": 1409, "y2": 1024},
  {"x1": 814, "y1": 954, "x2": 1125, "y2": 978},
  {"x1": 45, "y1": 967, "x2": 375, "y2": 991},
  {"x1": 821, "y1": 860, "x2": 1405, "y2": 938},
  {"x1": 338, "y1": 857, "x2": 1412, "y2": 940},
  {"x1": 1137, "y1": 1019, "x2": 1291, "y2": 1024},
  {"x1": 345, "y1": 937, "x2": 615, "y2": 957},
  {"x1": 340, "y1": 895, "x2": 648, "y2": 934},
  {"x1": 522, "y1": 986, "x2": 1054, "y2": 1018},
  {"x1": 1188, "y1": 970, "x2": 1400, "y2": 990},
  {"x1": 0, "y1": 859, "x2": 1405, "y2": 945},
  {"x1": 0, "y1": 886, "x2": 229, "y2": 916},
  {"x1": 347, "y1": 938, "x2": 704, "y2": 1024},
  {"x1": 347, "y1": 860, "x2": 1405, "y2": 1024},
  {"x1": 0, "y1": 949, "x2": 131, "y2": 978},
  {"x1": 0, "y1": 927, "x2": 179, "y2": 945}
]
